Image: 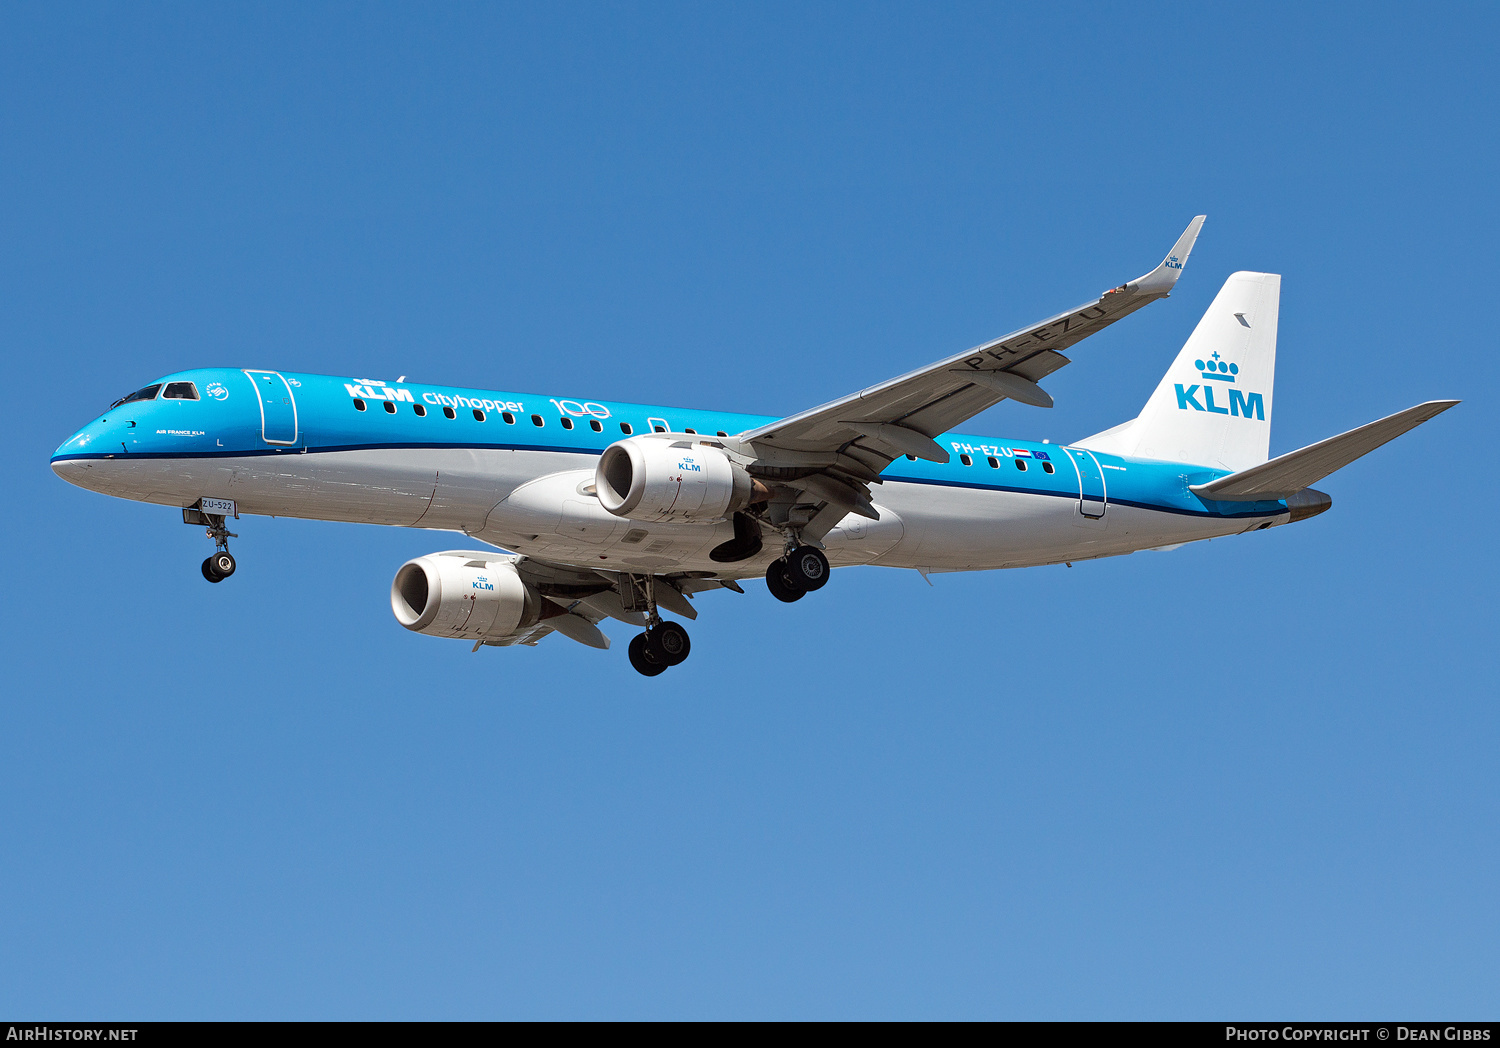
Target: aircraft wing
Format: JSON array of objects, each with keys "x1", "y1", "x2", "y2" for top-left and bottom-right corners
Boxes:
[
  {"x1": 490, "y1": 555, "x2": 741, "y2": 646},
  {"x1": 738, "y1": 217, "x2": 1206, "y2": 472}
]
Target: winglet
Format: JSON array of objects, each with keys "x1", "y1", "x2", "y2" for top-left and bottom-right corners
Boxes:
[{"x1": 1125, "y1": 215, "x2": 1206, "y2": 296}]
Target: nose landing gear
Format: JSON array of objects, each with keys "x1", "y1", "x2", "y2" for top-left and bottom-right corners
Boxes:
[
  {"x1": 184, "y1": 500, "x2": 238, "y2": 583},
  {"x1": 201, "y1": 550, "x2": 237, "y2": 583}
]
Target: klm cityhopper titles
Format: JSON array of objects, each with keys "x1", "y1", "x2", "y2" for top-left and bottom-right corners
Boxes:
[{"x1": 51, "y1": 218, "x2": 1456, "y2": 675}]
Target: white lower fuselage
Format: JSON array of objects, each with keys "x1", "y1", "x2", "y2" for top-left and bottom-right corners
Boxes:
[{"x1": 56, "y1": 445, "x2": 1286, "y2": 577}]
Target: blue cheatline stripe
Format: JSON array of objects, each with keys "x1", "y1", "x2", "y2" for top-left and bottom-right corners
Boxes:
[
  {"x1": 51, "y1": 441, "x2": 597, "y2": 460},
  {"x1": 892, "y1": 474, "x2": 1282, "y2": 519},
  {"x1": 52, "y1": 444, "x2": 1280, "y2": 521}
]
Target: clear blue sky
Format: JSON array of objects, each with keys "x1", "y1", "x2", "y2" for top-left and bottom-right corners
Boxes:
[{"x1": 2, "y1": 2, "x2": 1496, "y2": 1019}]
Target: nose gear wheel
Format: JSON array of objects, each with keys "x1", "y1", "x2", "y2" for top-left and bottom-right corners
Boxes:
[{"x1": 202, "y1": 551, "x2": 237, "y2": 583}]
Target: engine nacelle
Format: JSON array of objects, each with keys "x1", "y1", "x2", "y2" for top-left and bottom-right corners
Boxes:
[
  {"x1": 596, "y1": 436, "x2": 757, "y2": 523},
  {"x1": 391, "y1": 553, "x2": 543, "y2": 641}
]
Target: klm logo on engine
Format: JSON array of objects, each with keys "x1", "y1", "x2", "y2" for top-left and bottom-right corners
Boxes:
[
  {"x1": 1174, "y1": 353, "x2": 1264, "y2": 420},
  {"x1": 677, "y1": 457, "x2": 702, "y2": 472},
  {"x1": 472, "y1": 575, "x2": 495, "y2": 591}
]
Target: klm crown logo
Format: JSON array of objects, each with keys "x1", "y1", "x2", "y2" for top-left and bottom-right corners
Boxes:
[
  {"x1": 1195, "y1": 352, "x2": 1239, "y2": 383},
  {"x1": 1164, "y1": 255, "x2": 1183, "y2": 270},
  {"x1": 1174, "y1": 351, "x2": 1264, "y2": 420}
]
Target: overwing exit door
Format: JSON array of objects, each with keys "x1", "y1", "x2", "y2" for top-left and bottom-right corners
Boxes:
[
  {"x1": 1063, "y1": 447, "x2": 1107, "y2": 519},
  {"x1": 244, "y1": 370, "x2": 299, "y2": 445}
]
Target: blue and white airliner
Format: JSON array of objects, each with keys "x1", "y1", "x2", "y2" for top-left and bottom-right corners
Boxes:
[{"x1": 51, "y1": 218, "x2": 1456, "y2": 674}]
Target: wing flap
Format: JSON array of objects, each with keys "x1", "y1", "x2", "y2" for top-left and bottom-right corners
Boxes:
[
  {"x1": 1191, "y1": 400, "x2": 1459, "y2": 501},
  {"x1": 543, "y1": 610, "x2": 612, "y2": 649}
]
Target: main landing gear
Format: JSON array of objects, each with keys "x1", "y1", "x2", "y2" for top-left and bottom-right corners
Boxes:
[
  {"x1": 621, "y1": 575, "x2": 693, "y2": 677},
  {"x1": 765, "y1": 545, "x2": 829, "y2": 603},
  {"x1": 627, "y1": 621, "x2": 691, "y2": 676}
]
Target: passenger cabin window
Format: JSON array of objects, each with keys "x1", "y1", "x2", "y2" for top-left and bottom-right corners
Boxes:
[
  {"x1": 443, "y1": 406, "x2": 456, "y2": 419},
  {"x1": 502, "y1": 411, "x2": 515, "y2": 424},
  {"x1": 1043, "y1": 461, "x2": 1055, "y2": 474},
  {"x1": 110, "y1": 384, "x2": 161, "y2": 408},
  {"x1": 620, "y1": 422, "x2": 633, "y2": 435},
  {"x1": 987, "y1": 456, "x2": 998, "y2": 468},
  {"x1": 413, "y1": 403, "x2": 426, "y2": 416},
  {"x1": 353, "y1": 398, "x2": 366, "y2": 411},
  {"x1": 684, "y1": 428, "x2": 696, "y2": 434},
  {"x1": 590, "y1": 420, "x2": 603, "y2": 432},
  {"x1": 560, "y1": 417, "x2": 574, "y2": 430},
  {"x1": 959, "y1": 454, "x2": 972, "y2": 466},
  {"x1": 161, "y1": 382, "x2": 199, "y2": 400},
  {"x1": 473, "y1": 408, "x2": 485, "y2": 421},
  {"x1": 383, "y1": 401, "x2": 396, "y2": 413},
  {"x1": 531, "y1": 414, "x2": 544, "y2": 427},
  {"x1": 653, "y1": 424, "x2": 667, "y2": 433},
  {"x1": 716, "y1": 431, "x2": 727, "y2": 437},
  {"x1": 906, "y1": 454, "x2": 916, "y2": 461},
  {"x1": 1015, "y1": 458, "x2": 1027, "y2": 471}
]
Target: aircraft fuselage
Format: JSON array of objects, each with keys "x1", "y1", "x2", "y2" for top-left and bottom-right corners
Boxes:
[{"x1": 51, "y1": 368, "x2": 1295, "y2": 578}]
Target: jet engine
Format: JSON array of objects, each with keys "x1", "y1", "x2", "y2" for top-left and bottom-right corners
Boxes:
[
  {"x1": 596, "y1": 436, "x2": 763, "y2": 523},
  {"x1": 391, "y1": 553, "x2": 544, "y2": 641}
]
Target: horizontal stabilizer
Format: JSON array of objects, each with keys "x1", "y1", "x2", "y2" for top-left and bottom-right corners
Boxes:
[{"x1": 1190, "y1": 400, "x2": 1458, "y2": 502}]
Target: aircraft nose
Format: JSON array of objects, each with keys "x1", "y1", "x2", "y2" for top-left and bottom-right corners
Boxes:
[
  {"x1": 51, "y1": 455, "x2": 86, "y2": 484},
  {"x1": 51, "y1": 418, "x2": 116, "y2": 485},
  {"x1": 53, "y1": 421, "x2": 104, "y2": 461},
  {"x1": 49, "y1": 416, "x2": 117, "y2": 470}
]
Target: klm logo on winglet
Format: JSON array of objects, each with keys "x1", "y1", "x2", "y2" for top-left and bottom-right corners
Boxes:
[
  {"x1": 1164, "y1": 255, "x2": 1183, "y2": 270},
  {"x1": 1174, "y1": 354, "x2": 1264, "y2": 420}
]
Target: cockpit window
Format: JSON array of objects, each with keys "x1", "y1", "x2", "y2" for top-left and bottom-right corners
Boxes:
[
  {"x1": 161, "y1": 382, "x2": 199, "y2": 400},
  {"x1": 109, "y1": 384, "x2": 162, "y2": 409}
]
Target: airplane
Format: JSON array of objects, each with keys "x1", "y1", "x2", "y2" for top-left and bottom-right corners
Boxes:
[{"x1": 50, "y1": 217, "x2": 1457, "y2": 675}]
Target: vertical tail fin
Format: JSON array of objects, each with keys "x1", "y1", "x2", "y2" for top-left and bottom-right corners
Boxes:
[{"x1": 1078, "y1": 271, "x2": 1280, "y2": 472}]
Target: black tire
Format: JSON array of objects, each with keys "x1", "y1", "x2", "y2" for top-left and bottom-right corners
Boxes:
[
  {"x1": 211, "y1": 551, "x2": 236, "y2": 578},
  {"x1": 648, "y1": 621, "x2": 691, "y2": 665},
  {"x1": 785, "y1": 546, "x2": 829, "y2": 591},
  {"x1": 201, "y1": 557, "x2": 223, "y2": 583},
  {"x1": 628, "y1": 633, "x2": 668, "y2": 676},
  {"x1": 765, "y1": 560, "x2": 804, "y2": 603}
]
